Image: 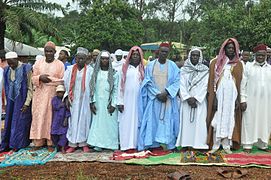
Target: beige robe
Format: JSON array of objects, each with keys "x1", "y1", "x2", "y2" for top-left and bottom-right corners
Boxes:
[{"x1": 30, "y1": 58, "x2": 64, "y2": 141}]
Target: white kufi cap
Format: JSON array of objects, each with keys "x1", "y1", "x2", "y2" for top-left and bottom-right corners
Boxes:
[
  {"x1": 5, "y1": 52, "x2": 18, "y2": 59},
  {"x1": 76, "y1": 47, "x2": 89, "y2": 55},
  {"x1": 101, "y1": 51, "x2": 110, "y2": 58},
  {"x1": 56, "y1": 84, "x2": 65, "y2": 92}
]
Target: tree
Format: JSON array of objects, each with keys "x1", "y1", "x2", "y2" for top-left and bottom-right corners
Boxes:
[
  {"x1": 180, "y1": 0, "x2": 271, "y2": 57},
  {"x1": 55, "y1": 10, "x2": 82, "y2": 46},
  {"x1": 0, "y1": 0, "x2": 63, "y2": 50},
  {"x1": 76, "y1": 0, "x2": 144, "y2": 51}
]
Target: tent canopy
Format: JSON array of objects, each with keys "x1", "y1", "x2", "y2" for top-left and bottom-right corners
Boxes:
[{"x1": 4, "y1": 38, "x2": 43, "y2": 56}]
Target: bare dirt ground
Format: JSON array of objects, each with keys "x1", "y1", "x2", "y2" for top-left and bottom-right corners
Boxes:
[{"x1": 0, "y1": 162, "x2": 271, "y2": 179}]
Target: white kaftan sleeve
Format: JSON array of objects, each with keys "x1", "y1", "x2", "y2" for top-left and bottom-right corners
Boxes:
[
  {"x1": 240, "y1": 63, "x2": 248, "y2": 103},
  {"x1": 180, "y1": 74, "x2": 191, "y2": 101}
]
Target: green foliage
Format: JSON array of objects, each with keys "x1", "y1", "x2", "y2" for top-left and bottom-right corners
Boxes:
[
  {"x1": 182, "y1": 0, "x2": 271, "y2": 57},
  {"x1": 76, "y1": 0, "x2": 144, "y2": 52},
  {"x1": 55, "y1": 10, "x2": 81, "y2": 46},
  {"x1": 0, "y1": 0, "x2": 64, "y2": 49},
  {"x1": 143, "y1": 18, "x2": 181, "y2": 43}
]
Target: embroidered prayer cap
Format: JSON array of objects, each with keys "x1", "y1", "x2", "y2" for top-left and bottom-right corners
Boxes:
[
  {"x1": 5, "y1": 51, "x2": 18, "y2": 59},
  {"x1": 115, "y1": 49, "x2": 123, "y2": 56},
  {"x1": 44, "y1": 41, "x2": 56, "y2": 50},
  {"x1": 0, "y1": 49, "x2": 6, "y2": 58},
  {"x1": 101, "y1": 51, "x2": 110, "y2": 58},
  {"x1": 92, "y1": 49, "x2": 100, "y2": 55},
  {"x1": 159, "y1": 42, "x2": 170, "y2": 48},
  {"x1": 76, "y1": 47, "x2": 89, "y2": 55},
  {"x1": 253, "y1": 44, "x2": 267, "y2": 53},
  {"x1": 56, "y1": 84, "x2": 65, "y2": 92}
]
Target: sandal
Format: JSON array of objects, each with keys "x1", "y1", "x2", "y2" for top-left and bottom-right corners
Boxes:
[
  {"x1": 232, "y1": 169, "x2": 248, "y2": 179},
  {"x1": 167, "y1": 171, "x2": 191, "y2": 180},
  {"x1": 217, "y1": 168, "x2": 232, "y2": 178}
]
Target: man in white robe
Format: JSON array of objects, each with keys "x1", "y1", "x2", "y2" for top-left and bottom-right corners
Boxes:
[
  {"x1": 64, "y1": 47, "x2": 92, "y2": 153},
  {"x1": 176, "y1": 48, "x2": 209, "y2": 150},
  {"x1": 112, "y1": 49, "x2": 125, "y2": 72},
  {"x1": 117, "y1": 46, "x2": 145, "y2": 151},
  {"x1": 207, "y1": 38, "x2": 243, "y2": 154},
  {"x1": 241, "y1": 44, "x2": 271, "y2": 153}
]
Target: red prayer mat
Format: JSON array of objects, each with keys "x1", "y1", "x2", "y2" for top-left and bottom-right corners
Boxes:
[
  {"x1": 0, "y1": 151, "x2": 13, "y2": 162},
  {"x1": 224, "y1": 153, "x2": 271, "y2": 166}
]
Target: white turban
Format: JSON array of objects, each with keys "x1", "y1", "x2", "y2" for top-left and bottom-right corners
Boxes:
[{"x1": 114, "y1": 49, "x2": 123, "y2": 56}]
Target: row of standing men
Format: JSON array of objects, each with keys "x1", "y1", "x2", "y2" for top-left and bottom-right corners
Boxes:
[{"x1": 0, "y1": 39, "x2": 270, "y2": 154}]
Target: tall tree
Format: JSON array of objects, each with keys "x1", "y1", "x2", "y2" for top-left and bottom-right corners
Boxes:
[
  {"x1": 0, "y1": 0, "x2": 63, "y2": 50},
  {"x1": 76, "y1": 0, "x2": 144, "y2": 51}
]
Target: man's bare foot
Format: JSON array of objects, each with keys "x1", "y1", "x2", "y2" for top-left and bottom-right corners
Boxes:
[
  {"x1": 61, "y1": 147, "x2": 66, "y2": 154},
  {"x1": 47, "y1": 146, "x2": 55, "y2": 152},
  {"x1": 29, "y1": 146, "x2": 42, "y2": 152}
]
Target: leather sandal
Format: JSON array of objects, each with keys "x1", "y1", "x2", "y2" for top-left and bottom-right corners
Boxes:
[
  {"x1": 167, "y1": 171, "x2": 191, "y2": 180},
  {"x1": 232, "y1": 169, "x2": 248, "y2": 179},
  {"x1": 217, "y1": 168, "x2": 232, "y2": 178}
]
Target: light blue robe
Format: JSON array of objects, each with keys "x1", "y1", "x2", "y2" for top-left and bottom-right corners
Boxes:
[
  {"x1": 64, "y1": 65, "x2": 93, "y2": 144},
  {"x1": 87, "y1": 70, "x2": 119, "y2": 150},
  {"x1": 138, "y1": 59, "x2": 180, "y2": 151}
]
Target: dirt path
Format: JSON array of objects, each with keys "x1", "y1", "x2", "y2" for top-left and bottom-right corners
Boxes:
[{"x1": 0, "y1": 162, "x2": 271, "y2": 179}]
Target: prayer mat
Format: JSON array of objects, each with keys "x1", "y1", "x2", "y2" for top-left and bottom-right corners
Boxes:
[
  {"x1": 112, "y1": 149, "x2": 172, "y2": 161},
  {"x1": 126, "y1": 149, "x2": 271, "y2": 168},
  {"x1": 0, "y1": 151, "x2": 13, "y2": 163},
  {"x1": 0, "y1": 148, "x2": 57, "y2": 167},
  {"x1": 126, "y1": 152, "x2": 181, "y2": 165},
  {"x1": 180, "y1": 151, "x2": 225, "y2": 164},
  {"x1": 50, "y1": 150, "x2": 118, "y2": 163},
  {"x1": 224, "y1": 153, "x2": 271, "y2": 166}
]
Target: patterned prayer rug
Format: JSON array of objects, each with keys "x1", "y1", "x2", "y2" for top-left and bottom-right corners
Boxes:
[
  {"x1": 180, "y1": 151, "x2": 225, "y2": 164},
  {"x1": 0, "y1": 148, "x2": 57, "y2": 167},
  {"x1": 50, "y1": 150, "x2": 117, "y2": 163}
]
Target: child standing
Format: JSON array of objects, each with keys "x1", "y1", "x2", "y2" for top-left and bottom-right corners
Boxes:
[{"x1": 51, "y1": 85, "x2": 70, "y2": 153}]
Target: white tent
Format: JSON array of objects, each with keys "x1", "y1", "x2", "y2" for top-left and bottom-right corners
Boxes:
[{"x1": 4, "y1": 38, "x2": 43, "y2": 56}]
